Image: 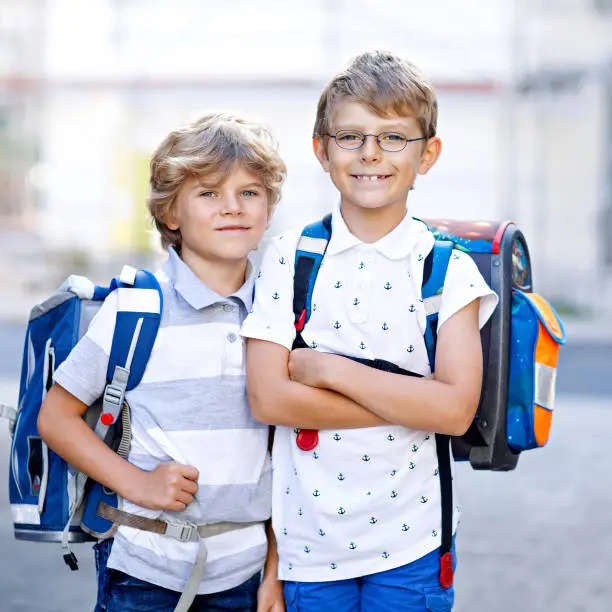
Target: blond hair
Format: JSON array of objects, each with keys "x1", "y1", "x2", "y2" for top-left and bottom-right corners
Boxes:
[
  {"x1": 314, "y1": 50, "x2": 438, "y2": 141},
  {"x1": 148, "y1": 112, "x2": 287, "y2": 251}
]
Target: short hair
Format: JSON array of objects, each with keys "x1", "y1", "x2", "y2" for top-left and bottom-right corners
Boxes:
[
  {"x1": 314, "y1": 50, "x2": 438, "y2": 141},
  {"x1": 148, "y1": 112, "x2": 287, "y2": 251}
]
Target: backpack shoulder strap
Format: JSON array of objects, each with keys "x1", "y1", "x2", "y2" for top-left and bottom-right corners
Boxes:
[
  {"x1": 95, "y1": 266, "x2": 163, "y2": 439},
  {"x1": 293, "y1": 214, "x2": 332, "y2": 334},
  {"x1": 421, "y1": 240, "x2": 453, "y2": 373}
]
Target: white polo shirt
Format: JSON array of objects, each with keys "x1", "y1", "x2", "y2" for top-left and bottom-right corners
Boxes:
[{"x1": 241, "y1": 204, "x2": 498, "y2": 582}]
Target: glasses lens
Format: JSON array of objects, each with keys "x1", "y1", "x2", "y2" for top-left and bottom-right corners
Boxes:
[
  {"x1": 379, "y1": 132, "x2": 407, "y2": 152},
  {"x1": 334, "y1": 131, "x2": 363, "y2": 150}
]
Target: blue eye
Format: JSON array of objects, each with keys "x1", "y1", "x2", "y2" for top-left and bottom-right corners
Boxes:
[
  {"x1": 243, "y1": 190, "x2": 258, "y2": 197},
  {"x1": 199, "y1": 191, "x2": 216, "y2": 198},
  {"x1": 337, "y1": 131, "x2": 361, "y2": 142},
  {"x1": 381, "y1": 133, "x2": 406, "y2": 142}
]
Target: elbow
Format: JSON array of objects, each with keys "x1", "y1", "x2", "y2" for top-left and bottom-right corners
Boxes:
[
  {"x1": 37, "y1": 401, "x2": 51, "y2": 441},
  {"x1": 447, "y1": 399, "x2": 478, "y2": 437},
  {"x1": 247, "y1": 384, "x2": 282, "y2": 425}
]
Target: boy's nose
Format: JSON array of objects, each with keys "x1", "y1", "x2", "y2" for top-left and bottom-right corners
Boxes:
[
  {"x1": 222, "y1": 196, "x2": 243, "y2": 214},
  {"x1": 360, "y1": 136, "x2": 381, "y2": 162}
]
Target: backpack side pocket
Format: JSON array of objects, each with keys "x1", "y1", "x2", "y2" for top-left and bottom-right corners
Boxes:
[{"x1": 507, "y1": 290, "x2": 566, "y2": 452}]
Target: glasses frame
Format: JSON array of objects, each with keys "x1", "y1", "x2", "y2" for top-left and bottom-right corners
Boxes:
[{"x1": 325, "y1": 130, "x2": 428, "y2": 152}]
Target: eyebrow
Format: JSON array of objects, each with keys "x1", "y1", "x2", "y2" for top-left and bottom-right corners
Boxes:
[
  {"x1": 334, "y1": 125, "x2": 410, "y2": 133},
  {"x1": 193, "y1": 180, "x2": 265, "y2": 190}
]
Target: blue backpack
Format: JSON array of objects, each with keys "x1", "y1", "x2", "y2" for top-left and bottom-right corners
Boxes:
[
  {"x1": 290, "y1": 213, "x2": 566, "y2": 589},
  {"x1": 3, "y1": 266, "x2": 162, "y2": 570}
]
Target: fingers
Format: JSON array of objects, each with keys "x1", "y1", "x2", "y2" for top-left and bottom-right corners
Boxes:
[{"x1": 178, "y1": 464, "x2": 200, "y2": 482}]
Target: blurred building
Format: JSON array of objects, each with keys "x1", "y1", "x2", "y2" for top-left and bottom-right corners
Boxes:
[{"x1": 1, "y1": 0, "x2": 611, "y2": 315}]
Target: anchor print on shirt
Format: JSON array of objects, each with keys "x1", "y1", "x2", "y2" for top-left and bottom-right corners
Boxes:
[
  {"x1": 384, "y1": 282, "x2": 392, "y2": 290},
  {"x1": 337, "y1": 473, "x2": 345, "y2": 481},
  {"x1": 369, "y1": 516, "x2": 378, "y2": 525},
  {"x1": 279, "y1": 257, "x2": 286, "y2": 265},
  {"x1": 387, "y1": 434, "x2": 395, "y2": 441},
  {"x1": 353, "y1": 297, "x2": 360, "y2": 306},
  {"x1": 304, "y1": 545, "x2": 311, "y2": 553},
  {"x1": 312, "y1": 451, "x2": 319, "y2": 459},
  {"x1": 432, "y1": 530, "x2": 438, "y2": 537},
  {"x1": 333, "y1": 433, "x2": 342, "y2": 441},
  {"x1": 272, "y1": 292, "x2": 280, "y2": 300},
  {"x1": 381, "y1": 551, "x2": 390, "y2": 559},
  {"x1": 334, "y1": 281, "x2": 343, "y2": 289},
  {"x1": 297, "y1": 506, "x2": 303, "y2": 516},
  {"x1": 390, "y1": 469, "x2": 398, "y2": 477},
  {"x1": 382, "y1": 322, "x2": 389, "y2": 331},
  {"x1": 257, "y1": 271, "x2": 262, "y2": 279},
  {"x1": 417, "y1": 253, "x2": 424, "y2": 262},
  {"x1": 408, "y1": 304, "x2": 416, "y2": 313},
  {"x1": 359, "y1": 342, "x2": 367, "y2": 350},
  {"x1": 362, "y1": 454, "x2": 371, "y2": 462},
  {"x1": 311, "y1": 341, "x2": 318, "y2": 349},
  {"x1": 420, "y1": 496, "x2": 429, "y2": 504},
  {"x1": 338, "y1": 507, "x2": 347, "y2": 515},
  {"x1": 390, "y1": 490, "x2": 398, "y2": 499},
  {"x1": 409, "y1": 462, "x2": 416, "y2": 470},
  {"x1": 330, "y1": 562, "x2": 338, "y2": 570},
  {"x1": 312, "y1": 489, "x2": 321, "y2": 497},
  {"x1": 348, "y1": 542, "x2": 357, "y2": 550},
  {"x1": 319, "y1": 529, "x2": 326, "y2": 536},
  {"x1": 282, "y1": 528, "x2": 288, "y2": 535},
  {"x1": 411, "y1": 444, "x2": 419, "y2": 452},
  {"x1": 402, "y1": 524, "x2": 410, "y2": 532},
  {"x1": 359, "y1": 261, "x2": 366, "y2": 269},
  {"x1": 407, "y1": 345, "x2": 415, "y2": 353},
  {"x1": 333, "y1": 321, "x2": 342, "y2": 330}
]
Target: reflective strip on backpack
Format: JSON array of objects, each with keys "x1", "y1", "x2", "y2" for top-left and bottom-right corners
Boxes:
[
  {"x1": 116, "y1": 288, "x2": 161, "y2": 313},
  {"x1": 296, "y1": 235, "x2": 328, "y2": 256},
  {"x1": 11, "y1": 503, "x2": 41, "y2": 525}
]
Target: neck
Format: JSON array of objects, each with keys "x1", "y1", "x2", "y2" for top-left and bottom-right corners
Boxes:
[
  {"x1": 340, "y1": 200, "x2": 408, "y2": 243},
  {"x1": 180, "y1": 248, "x2": 248, "y2": 297}
]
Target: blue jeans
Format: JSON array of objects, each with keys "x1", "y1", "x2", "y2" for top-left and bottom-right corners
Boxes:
[
  {"x1": 283, "y1": 541, "x2": 457, "y2": 612},
  {"x1": 93, "y1": 538, "x2": 260, "y2": 611}
]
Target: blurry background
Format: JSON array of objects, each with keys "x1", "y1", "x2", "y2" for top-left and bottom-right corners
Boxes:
[{"x1": 0, "y1": 0, "x2": 611, "y2": 610}]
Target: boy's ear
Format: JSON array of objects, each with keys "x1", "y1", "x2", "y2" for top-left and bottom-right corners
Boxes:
[
  {"x1": 418, "y1": 136, "x2": 442, "y2": 176},
  {"x1": 163, "y1": 208, "x2": 179, "y2": 231},
  {"x1": 313, "y1": 137, "x2": 331, "y2": 173}
]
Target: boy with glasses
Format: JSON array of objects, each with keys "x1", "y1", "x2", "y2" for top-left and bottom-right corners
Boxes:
[{"x1": 241, "y1": 51, "x2": 498, "y2": 611}]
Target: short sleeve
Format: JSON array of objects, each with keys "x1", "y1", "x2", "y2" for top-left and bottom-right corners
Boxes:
[
  {"x1": 240, "y1": 231, "x2": 300, "y2": 351},
  {"x1": 53, "y1": 291, "x2": 118, "y2": 405},
  {"x1": 437, "y1": 249, "x2": 498, "y2": 332}
]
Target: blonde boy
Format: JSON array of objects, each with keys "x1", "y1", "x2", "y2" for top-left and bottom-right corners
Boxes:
[
  {"x1": 38, "y1": 112, "x2": 286, "y2": 612},
  {"x1": 242, "y1": 51, "x2": 498, "y2": 611}
]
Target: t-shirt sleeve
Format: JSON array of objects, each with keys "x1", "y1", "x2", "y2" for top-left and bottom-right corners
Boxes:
[
  {"x1": 240, "y1": 232, "x2": 299, "y2": 351},
  {"x1": 53, "y1": 291, "x2": 118, "y2": 406},
  {"x1": 437, "y1": 249, "x2": 499, "y2": 332}
]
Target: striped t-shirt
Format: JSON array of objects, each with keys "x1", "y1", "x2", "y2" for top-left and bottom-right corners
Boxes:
[{"x1": 54, "y1": 247, "x2": 271, "y2": 595}]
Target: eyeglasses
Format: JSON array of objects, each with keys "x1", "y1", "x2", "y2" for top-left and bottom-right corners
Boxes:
[{"x1": 326, "y1": 130, "x2": 427, "y2": 152}]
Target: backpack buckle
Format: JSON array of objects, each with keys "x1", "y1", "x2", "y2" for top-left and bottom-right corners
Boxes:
[{"x1": 164, "y1": 520, "x2": 198, "y2": 543}]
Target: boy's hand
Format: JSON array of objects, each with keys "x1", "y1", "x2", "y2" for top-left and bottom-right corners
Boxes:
[
  {"x1": 127, "y1": 462, "x2": 199, "y2": 511},
  {"x1": 257, "y1": 575, "x2": 285, "y2": 612},
  {"x1": 288, "y1": 348, "x2": 330, "y2": 388}
]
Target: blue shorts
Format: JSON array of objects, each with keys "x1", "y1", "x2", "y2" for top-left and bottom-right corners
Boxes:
[
  {"x1": 93, "y1": 538, "x2": 260, "y2": 612},
  {"x1": 283, "y1": 541, "x2": 456, "y2": 612}
]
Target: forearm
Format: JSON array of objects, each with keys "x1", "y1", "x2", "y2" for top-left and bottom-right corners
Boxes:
[
  {"x1": 248, "y1": 376, "x2": 386, "y2": 429},
  {"x1": 262, "y1": 521, "x2": 279, "y2": 582},
  {"x1": 323, "y1": 358, "x2": 474, "y2": 436},
  {"x1": 38, "y1": 387, "x2": 143, "y2": 501}
]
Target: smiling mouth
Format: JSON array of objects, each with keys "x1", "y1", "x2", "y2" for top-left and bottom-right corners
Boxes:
[{"x1": 351, "y1": 175, "x2": 391, "y2": 182}]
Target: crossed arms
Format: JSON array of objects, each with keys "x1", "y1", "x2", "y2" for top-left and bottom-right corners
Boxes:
[{"x1": 247, "y1": 299, "x2": 482, "y2": 436}]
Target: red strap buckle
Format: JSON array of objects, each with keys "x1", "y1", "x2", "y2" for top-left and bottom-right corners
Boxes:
[
  {"x1": 100, "y1": 412, "x2": 115, "y2": 426},
  {"x1": 296, "y1": 429, "x2": 319, "y2": 451},
  {"x1": 439, "y1": 552, "x2": 454, "y2": 589},
  {"x1": 294, "y1": 309, "x2": 307, "y2": 332}
]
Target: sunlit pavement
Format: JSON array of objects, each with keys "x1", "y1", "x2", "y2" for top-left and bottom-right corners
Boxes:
[{"x1": 1, "y1": 378, "x2": 610, "y2": 611}]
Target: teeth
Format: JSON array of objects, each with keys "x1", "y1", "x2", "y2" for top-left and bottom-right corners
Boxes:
[{"x1": 355, "y1": 175, "x2": 387, "y2": 181}]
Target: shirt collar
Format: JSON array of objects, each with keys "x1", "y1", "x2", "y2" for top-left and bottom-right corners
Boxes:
[
  {"x1": 161, "y1": 247, "x2": 255, "y2": 311},
  {"x1": 326, "y1": 202, "x2": 432, "y2": 260}
]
